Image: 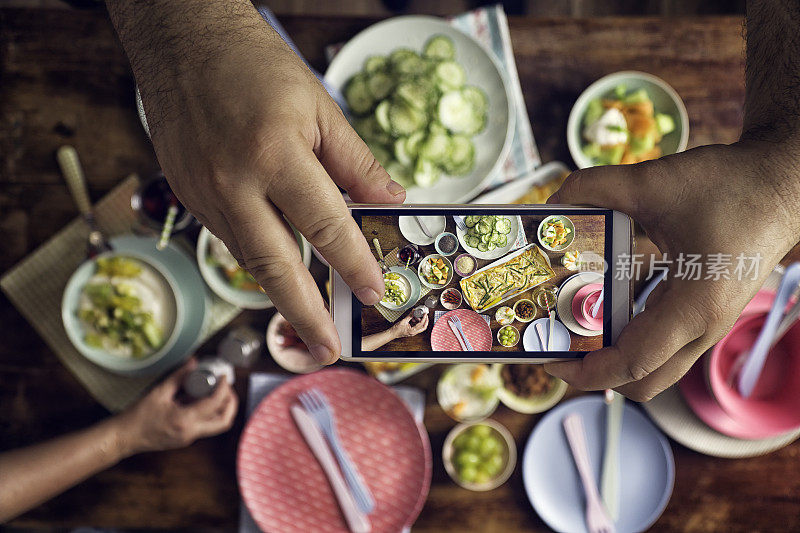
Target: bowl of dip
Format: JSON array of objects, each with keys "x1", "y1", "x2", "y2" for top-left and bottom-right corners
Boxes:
[{"x1": 454, "y1": 253, "x2": 478, "y2": 277}]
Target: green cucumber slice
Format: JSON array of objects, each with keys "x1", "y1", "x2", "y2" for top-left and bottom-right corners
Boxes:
[
  {"x1": 393, "y1": 137, "x2": 413, "y2": 167},
  {"x1": 405, "y1": 131, "x2": 426, "y2": 158},
  {"x1": 439, "y1": 90, "x2": 483, "y2": 134},
  {"x1": 374, "y1": 100, "x2": 391, "y2": 133},
  {"x1": 435, "y1": 61, "x2": 466, "y2": 89},
  {"x1": 389, "y1": 102, "x2": 426, "y2": 136},
  {"x1": 413, "y1": 158, "x2": 441, "y2": 188},
  {"x1": 419, "y1": 132, "x2": 450, "y2": 163},
  {"x1": 367, "y1": 72, "x2": 394, "y2": 100},
  {"x1": 423, "y1": 35, "x2": 456, "y2": 61},
  {"x1": 345, "y1": 75, "x2": 374, "y2": 115},
  {"x1": 461, "y1": 86, "x2": 488, "y2": 115},
  {"x1": 364, "y1": 55, "x2": 388, "y2": 73}
]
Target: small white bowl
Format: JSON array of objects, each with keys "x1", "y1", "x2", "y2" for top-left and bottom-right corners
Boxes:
[
  {"x1": 380, "y1": 271, "x2": 413, "y2": 310},
  {"x1": 497, "y1": 325, "x2": 520, "y2": 347},
  {"x1": 567, "y1": 70, "x2": 689, "y2": 169},
  {"x1": 62, "y1": 251, "x2": 184, "y2": 375},
  {"x1": 537, "y1": 215, "x2": 575, "y2": 252},
  {"x1": 443, "y1": 419, "x2": 517, "y2": 492},
  {"x1": 440, "y1": 287, "x2": 463, "y2": 310},
  {"x1": 196, "y1": 227, "x2": 311, "y2": 309},
  {"x1": 418, "y1": 254, "x2": 454, "y2": 290}
]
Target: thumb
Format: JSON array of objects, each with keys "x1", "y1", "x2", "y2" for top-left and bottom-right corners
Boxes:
[
  {"x1": 548, "y1": 163, "x2": 644, "y2": 217},
  {"x1": 316, "y1": 98, "x2": 406, "y2": 203}
]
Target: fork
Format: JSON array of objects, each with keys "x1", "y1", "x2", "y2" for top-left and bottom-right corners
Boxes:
[
  {"x1": 453, "y1": 215, "x2": 468, "y2": 232},
  {"x1": 563, "y1": 413, "x2": 616, "y2": 533},
  {"x1": 450, "y1": 315, "x2": 475, "y2": 351},
  {"x1": 298, "y1": 389, "x2": 375, "y2": 514}
]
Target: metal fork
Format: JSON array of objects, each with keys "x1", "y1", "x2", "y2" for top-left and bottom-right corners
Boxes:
[
  {"x1": 453, "y1": 215, "x2": 468, "y2": 232},
  {"x1": 298, "y1": 389, "x2": 375, "y2": 514},
  {"x1": 450, "y1": 315, "x2": 475, "y2": 351},
  {"x1": 563, "y1": 413, "x2": 616, "y2": 533}
]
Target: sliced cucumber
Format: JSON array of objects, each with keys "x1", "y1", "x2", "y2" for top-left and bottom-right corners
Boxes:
[
  {"x1": 443, "y1": 135, "x2": 475, "y2": 175},
  {"x1": 345, "y1": 74, "x2": 374, "y2": 115},
  {"x1": 396, "y1": 53, "x2": 425, "y2": 76},
  {"x1": 375, "y1": 100, "x2": 391, "y2": 133},
  {"x1": 364, "y1": 55, "x2": 388, "y2": 73},
  {"x1": 461, "y1": 86, "x2": 488, "y2": 115},
  {"x1": 419, "y1": 132, "x2": 450, "y2": 163},
  {"x1": 413, "y1": 158, "x2": 441, "y2": 188},
  {"x1": 423, "y1": 35, "x2": 456, "y2": 61},
  {"x1": 435, "y1": 61, "x2": 466, "y2": 90},
  {"x1": 405, "y1": 131, "x2": 426, "y2": 158},
  {"x1": 393, "y1": 137, "x2": 413, "y2": 167},
  {"x1": 438, "y1": 91, "x2": 484, "y2": 135},
  {"x1": 367, "y1": 72, "x2": 394, "y2": 100},
  {"x1": 465, "y1": 215, "x2": 477, "y2": 227},
  {"x1": 497, "y1": 234, "x2": 508, "y2": 247},
  {"x1": 388, "y1": 102, "x2": 426, "y2": 136},
  {"x1": 477, "y1": 242, "x2": 489, "y2": 252}
]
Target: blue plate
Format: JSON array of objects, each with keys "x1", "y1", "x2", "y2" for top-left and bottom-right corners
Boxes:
[
  {"x1": 523, "y1": 396, "x2": 674, "y2": 533},
  {"x1": 523, "y1": 317, "x2": 571, "y2": 351},
  {"x1": 111, "y1": 235, "x2": 209, "y2": 376}
]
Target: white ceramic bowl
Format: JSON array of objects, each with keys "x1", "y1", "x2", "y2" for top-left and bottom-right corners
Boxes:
[
  {"x1": 196, "y1": 226, "x2": 311, "y2": 309},
  {"x1": 380, "y1": 270, "x2": 414, "y2": 310},
  {"x1": 418, "y1": 254, "x2": 454, "y2": 290},
  {"x1": 492, "y1": 363, "x2": 568, "y2": 414},
  {"x1": 62, "y1": 251, "x2": 184, "y2": 375},
  {"x1": 537, "y1": 215, "x2": 575, "y2": 252},
  {"x1": 325, "y1": 15, "x2": 515, "y2": 204},
  {"x1": 443, "y1": 419, "x2": 517, "y2": 492},
  {"x1": 567, "y1": 71, "x2": 689, "y2": 169}
]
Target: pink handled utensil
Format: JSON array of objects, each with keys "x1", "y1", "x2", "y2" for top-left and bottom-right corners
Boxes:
[{"x1": 563, "y1": 413, "x2": 616, "y2": 533}]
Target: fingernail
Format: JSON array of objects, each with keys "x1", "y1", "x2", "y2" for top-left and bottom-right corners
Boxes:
[
  {"x1": 309, "y1": 344, "x2": 334, "y2": 364},
  {"x1": 386, "y1": 180, "x2": 406, "y2": 197},
  {"x1": 354, "y1": 287, "x2": 380, "y2": 305}
]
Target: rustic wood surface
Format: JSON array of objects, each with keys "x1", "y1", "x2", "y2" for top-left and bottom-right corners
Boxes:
[
  {"x1": 2, "y1": 8, "x2": 800, "y2": 532},
  {"x1": 360, "y1": 214, "x2": 605, "y2": 352}
]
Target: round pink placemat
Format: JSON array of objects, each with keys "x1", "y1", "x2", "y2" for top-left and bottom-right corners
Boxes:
[
  {"x1": 430, "y1": 309, "x2": 493, "y2": 351},
  {"x1": 237, "y1": 368, "x2": 431, "y2": 533}
]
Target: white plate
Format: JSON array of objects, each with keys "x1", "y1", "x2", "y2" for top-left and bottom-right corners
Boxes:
[
  {"x1": 456, "y1": 214, "x2": 521, "y2": 260},
  {"x1": 522, "y1": 317, "x2": 571, "y2": 352},
  {"x1": 399, "y1": 215, "x2": 446, "y2": 246},
  {"x1": 325, "y1": 15, "x2": 515, "y2": 204},
  {"x1": 556, "y1": 271, "x2": 603, "y2": 337}
]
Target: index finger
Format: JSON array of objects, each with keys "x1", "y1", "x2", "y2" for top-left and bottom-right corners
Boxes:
[
  {"x1": 266, "y1": 143, "x2": 385, "y2": 306},
  {"x1": 544, "y1": 282, "x2": 708, "y2": 390}
]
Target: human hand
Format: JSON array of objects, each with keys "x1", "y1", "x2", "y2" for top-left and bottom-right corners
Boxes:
[
  {"x1": 121, "y1": 1, "x2": 404, "y2": 366},
  {"x1": 544, "y1": 141, "x2": 800, "y2": 401},
  {"x1": 392, "y1": 313, "x2": 430, "y2": 338},
  {"x1": 114, "y1": 359, "x2": 238, "y2": 455}
]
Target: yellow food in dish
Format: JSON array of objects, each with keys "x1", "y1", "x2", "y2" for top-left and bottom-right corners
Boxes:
[{"x1": 460, "y1": 246, "x2": 555, "y2": 312}]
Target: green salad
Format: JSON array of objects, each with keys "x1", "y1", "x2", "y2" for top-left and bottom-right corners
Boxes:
[{"x1": 346, "y1": 35, "x2": 488, "y2": 189}]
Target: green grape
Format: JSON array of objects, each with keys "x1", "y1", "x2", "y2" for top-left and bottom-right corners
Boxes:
[
  {"x1": 463, "y1": 434, "x2": 482, "y2": 453},
  {"x1": 470, "y1": 424, "x2": 492, "y2": 439},
  {"x1": 459, "y1": 465, "x2": 478, "y2": 483},
  {"x1": 485, "y1": 453, "x2": 504, "y2": 476},
  {"x1": 455, "y1": 451, "x2": 481, "y2": 468},
  {"x1": 452, "y1": 432, "x2": 470, "y2": 450},
  {"x1": 474, "y1": 467, "x2": 492, "y2": 484},
  {"x1": 479, "y1": 435, "x2": 502, "y2": 457}
]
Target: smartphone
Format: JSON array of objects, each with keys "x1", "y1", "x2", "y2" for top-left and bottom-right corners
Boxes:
[{"x1": 333, "y1": 205, "x2": 632, "y2": 363}]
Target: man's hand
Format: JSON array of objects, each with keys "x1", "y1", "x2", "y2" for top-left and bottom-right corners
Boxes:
[
  {"x1": 544, "y1": 141, "x2": 800, "y2": 401},
  {"x1": 107, "y1": 0, "x2": 406, "y2": 366},
  {"x1": 115, "y1": 359, "x2": 238, "y2": 455}
]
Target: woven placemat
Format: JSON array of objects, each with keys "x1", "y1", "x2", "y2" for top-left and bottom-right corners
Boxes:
[
  {"x1": 374, "y1": 248, "x2": 431, "y2": 323},
  {"x1": 0, "y1": 175, "x2": 240, "y2": 412}
]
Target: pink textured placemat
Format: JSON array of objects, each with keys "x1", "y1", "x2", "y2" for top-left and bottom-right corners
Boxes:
[{"x1": 237, "y1": 368, "x2": 431, "y2": 533}]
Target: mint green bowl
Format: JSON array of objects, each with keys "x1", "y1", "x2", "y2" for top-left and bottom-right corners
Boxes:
[{"x1": 567, "y1": 71, "x2": 689, "y2": 169}]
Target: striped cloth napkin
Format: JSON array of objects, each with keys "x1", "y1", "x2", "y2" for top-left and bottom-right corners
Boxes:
[
  {"x1": 374, "y1": 248, "x2": 430, "y2": 323},
  {"x1": 324, "y1": 5, "x2": 541, "y2": 192}
]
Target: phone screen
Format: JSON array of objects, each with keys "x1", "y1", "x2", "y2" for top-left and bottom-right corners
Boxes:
[{"x1": 352, "y1": 207, "x2": 614, "y2": 358}]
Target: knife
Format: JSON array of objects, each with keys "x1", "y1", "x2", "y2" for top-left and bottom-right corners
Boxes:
[
  {"x1": 448, "y1": 320, "x2": 469, "y2": 351},
  {"x1": 600, "y1": 390, "x2": 624, "y2": 521},
  {"x1": 291, "y1": 405, "x2": 371, "y2": 533},
  {"x1": 414, "y1": 216, "x2": 433, "y2": 238},
  {"x1": 453, "y1": 320, "x2": 475, "y2": 351}
]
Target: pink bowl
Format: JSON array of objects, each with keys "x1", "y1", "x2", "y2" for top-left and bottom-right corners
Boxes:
[{"x1": 707, "y1": 314, "x2": 800, "y2": 435}]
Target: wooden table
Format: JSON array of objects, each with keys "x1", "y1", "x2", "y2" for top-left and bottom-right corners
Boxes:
[
  {"x1": 360, "y1": 214, "x2": 605, "y2": 353},
  {"x1": 2, "y1": 8, "x2": 800, "y2": 532}
]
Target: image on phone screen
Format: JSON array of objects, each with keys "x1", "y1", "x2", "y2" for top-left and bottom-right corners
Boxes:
[{"x1": 338, "y1": 206, "x2": 628, "y2": 361}]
